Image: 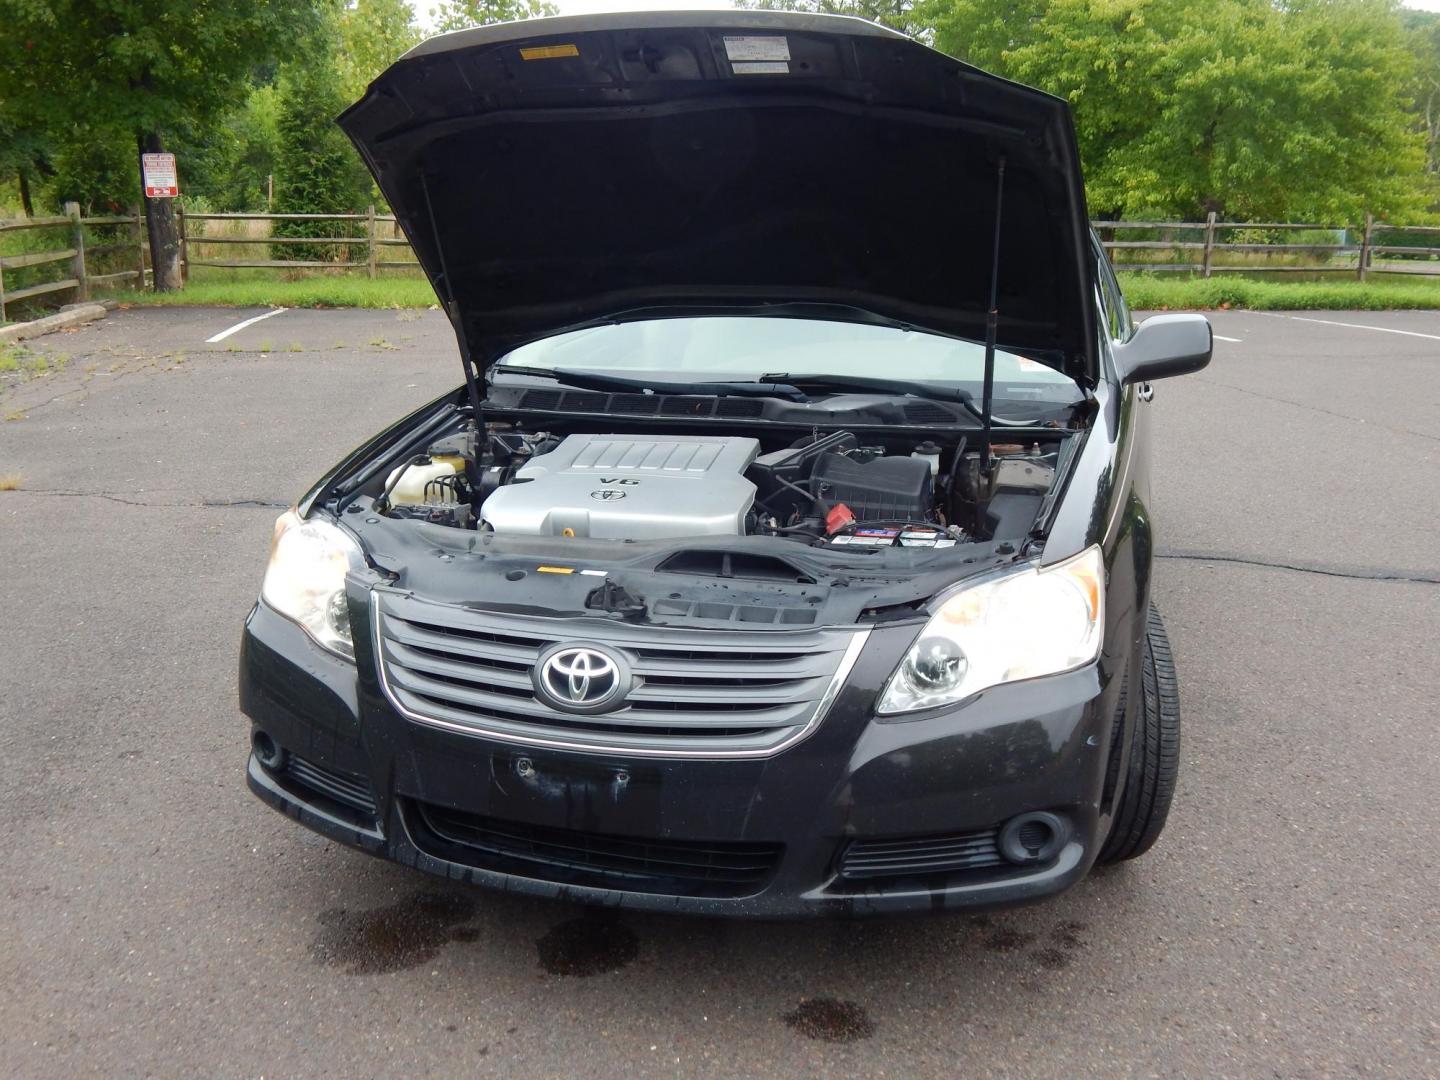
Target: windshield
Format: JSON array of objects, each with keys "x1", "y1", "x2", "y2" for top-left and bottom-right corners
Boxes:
[{"x1": 495, "y1": 318, "x2": 1083, "y2": 406}]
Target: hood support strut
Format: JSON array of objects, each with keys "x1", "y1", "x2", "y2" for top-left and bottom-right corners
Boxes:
[
  {"x1": 979, "y1": 157, "x2": 1006, "y2": 481},
  {"x1": 421, "y1": 172, "x2": 487, "y2": 422}
]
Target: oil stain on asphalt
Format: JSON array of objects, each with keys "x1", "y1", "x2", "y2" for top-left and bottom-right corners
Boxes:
[
  {"x1": 783, "y1": 998, "x2": 875, "y2": 1043},
  {"x1": 536, "y1": 911, "x2": 640, "y2": 977},
  {"x1": 976, "y1": 917, "x2": 1088, "y2": 969},
  {"x1": 1030, "y1": 919, "x2": 1088, "y2": 969},
  {"x1": 984, "y1": 927, "x2": 1037, "y2": 952},
  {"x1": 310, "y1": 892, "x2": 480, "y2": 975}
]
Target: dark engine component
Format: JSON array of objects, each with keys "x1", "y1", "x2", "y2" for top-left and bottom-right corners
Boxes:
[
  {"x1": 811, "y1": 451, "x2": 934, "y2": 523},
  {"x1": 750, "y1": 431, "x2": 857, "y2": 508},
  {"x1": 748, "y1": 432, "x2": 937, "y2": 530}
]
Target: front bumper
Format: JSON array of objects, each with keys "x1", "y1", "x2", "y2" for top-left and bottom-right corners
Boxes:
[{"x1": 241, "y1": 598, "x2": 1124, "y2": 917}]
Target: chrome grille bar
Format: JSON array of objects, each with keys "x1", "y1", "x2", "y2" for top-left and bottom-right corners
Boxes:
[{"x1": 372, "y1": 589, "x2": 868, "y2": 758}]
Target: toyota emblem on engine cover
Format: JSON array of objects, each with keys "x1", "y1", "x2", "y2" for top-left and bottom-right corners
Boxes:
[{"x1": 534, "y1": 644, "x2": 628, "y2": 713}]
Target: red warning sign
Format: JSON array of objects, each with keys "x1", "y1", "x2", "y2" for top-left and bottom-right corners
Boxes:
[{"x1": 142, "y1": 153, "x2": 179, "y2": 198}]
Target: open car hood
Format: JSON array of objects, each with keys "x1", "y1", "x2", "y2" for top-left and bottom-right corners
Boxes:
[{"x1": 340, "y1": 11, "x2": 1098, "y2": 386}]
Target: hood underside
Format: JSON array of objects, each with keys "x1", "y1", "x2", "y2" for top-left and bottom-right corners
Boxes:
[{"x1": 340, "y1": 11, "x2": 1098, "y2": 384}]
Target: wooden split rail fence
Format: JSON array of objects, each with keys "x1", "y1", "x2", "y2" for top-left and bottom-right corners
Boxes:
[
  {"x1": 5, "y1": 206, "x2": 1440, "y2": 320},
  {"x1": 178, "y1": 208, "x2": 413, "y2": 275},
  {"x1": 1096, "y1": 213, "x2": 1440, "y2": 280},
  {"x1": 0, "y1": 202, "x2": 149, "y2": 321}
]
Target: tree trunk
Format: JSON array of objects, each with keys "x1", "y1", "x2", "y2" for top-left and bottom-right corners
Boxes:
[
  {"x1": 17, "y1": 168, "x2": 34, "y2": 218},
  {"x1": 137, "y1": 131, "x2": 183, "y2": 292}
]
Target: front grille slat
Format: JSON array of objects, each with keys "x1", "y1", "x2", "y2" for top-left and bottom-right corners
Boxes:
[
  {"x1": 384, "y1": 640, "x2": 535, "y2": 692},
  {"x1": 840, "y1": 836, "x2": 999, "y2": 856},
  {"x1": 627, "y1": 652, "x2": 833, "y2": 679},
  {"x1": 388, "y1": 661, "x2": 812, "y2": 729},
  {"x1": 470, "y1": 818, "x2": 779, "y2": 863},
  {"x1": 283, "y1": 756, "x2": 377, "y2": 817},
  {"x1": 404, "y1": 694, "x2": 772, "y2": 743},
  {"x1": 381, "y1": 618, "x2": 548, "y2": 665},
  {"x1": 627, "y1": 676, "x2": 830, "y2": 706},
  {"x1": 412, "y1": 802, "x2": 782, "y2": 897},
  {"x1": 839, "y1": 828, "x2": 1004, "y2": 881},
  {"x1": 374, "y1": 591, "x2": 864, "y2": 757}
]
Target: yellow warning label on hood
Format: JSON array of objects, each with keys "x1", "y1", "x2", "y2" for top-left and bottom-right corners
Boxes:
[{"x1": 520, "y1": 44, "x2": 579, "y2": 60}]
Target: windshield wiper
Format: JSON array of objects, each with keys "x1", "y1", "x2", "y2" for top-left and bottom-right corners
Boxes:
[
  {"x1": 496, "y1": 365, "x2": 809, "y2": 402},
  {"x1": 760, "y1": 373, "x2": 1072, "y2": 427},
  {"x1": 760, "y1": 372, "x2": 978, "y2": 406}
]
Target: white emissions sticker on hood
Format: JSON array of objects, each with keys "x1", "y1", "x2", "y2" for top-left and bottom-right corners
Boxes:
[{"x1": 724, "y1": 35, "x2": 790, "y2": 62}]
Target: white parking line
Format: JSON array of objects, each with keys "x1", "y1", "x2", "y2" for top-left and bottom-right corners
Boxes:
[
  {"x1": 1213, "y1": 334, "x2": 1243, "y2": 343},
  {"x1": 205, "y1": 307, "x2": 288, "y2": 343},
  {"x1": 1253, "y1": 312, "x2": 1440, "y2": 342}
]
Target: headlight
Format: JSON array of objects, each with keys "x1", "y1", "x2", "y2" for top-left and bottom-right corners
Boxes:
[
  {"x1": 877, "y1": 545, "x2": 1104, "y2": 715},
  {"x1": 260, "y1": 510, "x2": 364, "y2": 660}
]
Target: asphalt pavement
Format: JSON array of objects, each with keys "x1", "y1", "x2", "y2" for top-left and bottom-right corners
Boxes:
[{"x1": 1, "y1": 304, "x2": 1437, "y2": 1077}]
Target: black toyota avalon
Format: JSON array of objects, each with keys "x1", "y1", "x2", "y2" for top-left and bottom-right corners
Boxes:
[{"x1": 241, "y1": 11, "x2": 1212, "y2": 915}]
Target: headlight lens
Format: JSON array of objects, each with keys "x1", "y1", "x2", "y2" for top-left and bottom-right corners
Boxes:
[
  {"x1": 260, "y1": 510, "x2": 363, "y2": 660},
  {"x1": 877, "y1": 545, "x2": 1105, "y2": 715}
]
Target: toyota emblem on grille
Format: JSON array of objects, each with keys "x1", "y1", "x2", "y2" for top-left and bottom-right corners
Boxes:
[{"x1": 534, "y1": 644, "x2": 628, "y2": 712}]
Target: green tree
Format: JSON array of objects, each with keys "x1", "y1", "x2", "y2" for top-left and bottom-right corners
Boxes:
[
  {"x1": 215, "y1": 86, "x2": 285, "y2": 212},
  {"x1": 43, "y1": 122, "x2": 139, "y2": 214},
  {"x1": 0, "y1": 0, "x2": 326, "y2": 288},
  {"x1": 0, "y1": 117, "x2": 52, "y2": 217},
  {"x1": 271, "y1": 23, "x2": 374, "y2": 261},
  {"x1": 430, "y1": 0, "x2": 559, "y2": 35},
  {"x1": 338, "y1": 0, "x2": 424, "y2": 104},
  {"x1": 917, "y1": 0, "x2": 1429, "y2": 222},
  {"x1": 1406, "y1": 10, "x2": 1440, "y2": 206},
  {"x1": 734, "y1": 0, "x2": 921, "y2": 34}
]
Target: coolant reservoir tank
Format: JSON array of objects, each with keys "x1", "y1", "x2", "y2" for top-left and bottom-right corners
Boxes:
[{"x1": 385, "y1": 459, "x2": 458, "y2": 505}]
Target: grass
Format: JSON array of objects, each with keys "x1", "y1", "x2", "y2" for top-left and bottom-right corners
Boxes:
[
  {"x1": 109, "y1": 274, "x2": 437, "y2": 310},
  {"x1": 1117, "y1": 273, "x2": 1440, "y2": 311},
  {"x1": 0, "y1": 341, "x2": 65, "y2": 377},
  {"x1": 93, "y1": 268, "x2": 1440, "y2": 313},
  {"x1": 0, "y1": 473, "x2": 22, "y2": 491}
]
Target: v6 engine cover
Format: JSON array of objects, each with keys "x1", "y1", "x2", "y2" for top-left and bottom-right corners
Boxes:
[{"x1": 479, "y1": 434, "x2": 760, "y2": 539}]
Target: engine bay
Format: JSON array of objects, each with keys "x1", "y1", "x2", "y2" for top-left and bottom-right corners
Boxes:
[{"x1": 370, "y1": 414, "x2": 1070, "y2": 553}]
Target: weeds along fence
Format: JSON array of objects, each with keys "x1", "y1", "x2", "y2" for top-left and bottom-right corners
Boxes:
[
  {"x1": 5, "y1": 206, "x2": 1440, "y2": 320},
  {"x1": 180, "y1": 209, "x2": 418, "y2": 275},
  {"x1": 0, "y1": 202, "x2": 149, "y2": 320}
]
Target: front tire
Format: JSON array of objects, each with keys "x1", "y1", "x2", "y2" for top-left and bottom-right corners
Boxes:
[{"x1": 1097, "y1": 604, "x2": 1180, "y2": 863}]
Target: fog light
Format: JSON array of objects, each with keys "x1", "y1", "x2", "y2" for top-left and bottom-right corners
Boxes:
[
  {"x1": 998, "y1": 811, "x2": 1070, "y2": 864},
  {"x1": 252, "y1": 730, "x2": 287, "y2": 771}
]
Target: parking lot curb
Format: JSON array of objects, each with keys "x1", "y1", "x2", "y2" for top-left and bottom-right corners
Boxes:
[{"x1": 0, "y1": 302, "x2": 109, "y2": 343}]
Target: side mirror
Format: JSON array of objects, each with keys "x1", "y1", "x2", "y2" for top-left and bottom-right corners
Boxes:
[{"x1": 1112, "y1": 314, "x2": 1212, "y2": 384}]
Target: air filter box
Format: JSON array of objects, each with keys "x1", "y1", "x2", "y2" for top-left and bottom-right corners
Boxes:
[{"x1": 812, "y1": 452, "x2": 933, "y2": 523}]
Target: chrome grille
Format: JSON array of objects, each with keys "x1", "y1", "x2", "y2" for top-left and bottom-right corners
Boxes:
[{"x1": 372, "y1": 589, "x2": 867, "y2": 757}]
